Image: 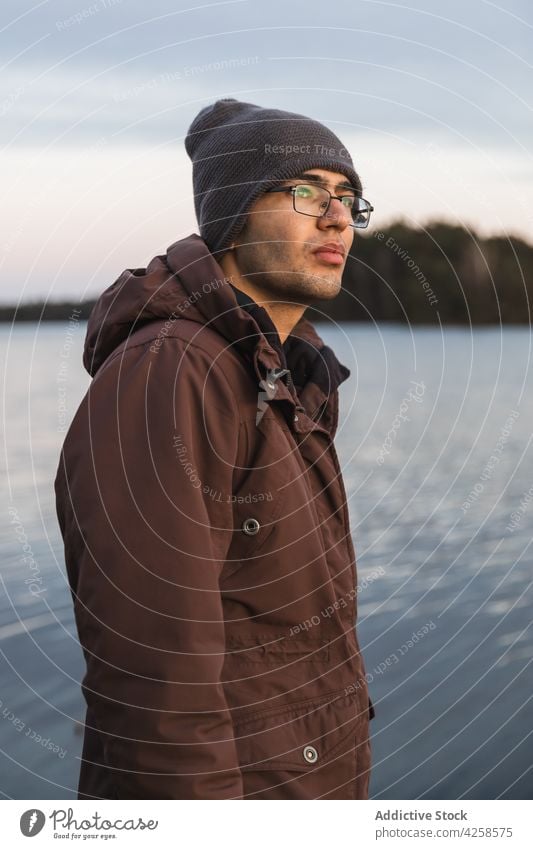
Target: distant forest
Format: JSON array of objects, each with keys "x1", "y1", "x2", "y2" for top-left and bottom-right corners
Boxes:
[{"x1": 2, "y1": 221, "x2": 531, "y2": 324}]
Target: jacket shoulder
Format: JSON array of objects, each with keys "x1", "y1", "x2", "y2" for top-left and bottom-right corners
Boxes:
[{"x1": 85, "y1": 318, "x2": 247, "y2": 430}]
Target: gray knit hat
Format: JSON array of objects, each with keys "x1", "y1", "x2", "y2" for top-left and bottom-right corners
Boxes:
[{"x1": 185, "y1": 98, "x2": 362, "y2": 257}]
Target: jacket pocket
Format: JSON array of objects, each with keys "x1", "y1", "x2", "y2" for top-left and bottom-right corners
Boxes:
[
  {"x1": 229, "y1": 501, "x2": 280, "y2": 560},
  {"x1": 227, "y1": 416, "x2": 295, "y2": 564},
  {"x1": 232, "y1": 687, "x2": 367, "y2": 775},
  {"x1": 225, "y1": 475, "x2": 291, "y2": 570},
  {"x1": 226, "y1": 632, "x2": 330, "y2": 665}
]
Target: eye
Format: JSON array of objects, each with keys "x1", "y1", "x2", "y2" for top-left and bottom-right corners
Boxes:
[
  {"x1": 340, "y1": 195, "x2": 356, "y2": 208},
  {"x1": 294, "y1": 185, "x2": 314, "y2": 198}
]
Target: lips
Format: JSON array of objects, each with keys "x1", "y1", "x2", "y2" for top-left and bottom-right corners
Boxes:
[{"x1": 312, "y1": 242, "x2": 346, "y2": 265}]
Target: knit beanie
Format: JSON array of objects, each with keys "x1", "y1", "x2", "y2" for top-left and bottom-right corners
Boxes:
[{"x1": 184, "y1": 98, "x2": 362, "y2": 257}]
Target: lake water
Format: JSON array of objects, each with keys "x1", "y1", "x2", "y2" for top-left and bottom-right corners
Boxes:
[{"x1": 1, "y1": 322, "x2": 532, "y2": 799}]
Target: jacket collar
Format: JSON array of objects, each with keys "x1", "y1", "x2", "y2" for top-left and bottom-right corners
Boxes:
[{"x1": 166, "y1": 236, "x2": 351, "y2": 435}]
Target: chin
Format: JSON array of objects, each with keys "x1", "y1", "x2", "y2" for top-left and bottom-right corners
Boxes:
[
  {"x1": 304, "y1": 273, "x2": 343, "y2": 301},
  {"x1": 266, "y1": 270, "x2": 342, "y2": 303}
]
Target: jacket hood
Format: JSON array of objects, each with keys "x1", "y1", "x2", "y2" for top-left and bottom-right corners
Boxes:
[{"x1": 83, "y1": 234, "x2": 350, "y2": 418}]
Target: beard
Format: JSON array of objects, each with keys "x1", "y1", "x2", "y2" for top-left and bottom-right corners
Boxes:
[{"x1": 232, "y1": 235, "x2": 344, "y2": 304}]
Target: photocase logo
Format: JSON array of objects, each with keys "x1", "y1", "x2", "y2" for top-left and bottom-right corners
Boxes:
[{"x1": 20, "y1": 809, "x2": 45, "y2": 837}]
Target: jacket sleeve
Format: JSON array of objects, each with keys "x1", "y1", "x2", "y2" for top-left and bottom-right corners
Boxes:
[{"x1": 55, "y1": 337, "x2": 243, "y2": 799}]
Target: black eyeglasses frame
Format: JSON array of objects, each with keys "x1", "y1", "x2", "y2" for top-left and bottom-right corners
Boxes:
[{"x1": 265, "y1": 184, "x2": 374, "y2": 229}]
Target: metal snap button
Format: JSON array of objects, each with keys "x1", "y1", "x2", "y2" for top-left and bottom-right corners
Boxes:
[
  {"x1": 242, "y1": 517, "x2": 260, "y2": 536},
  {"x1": 303, "y1": 745, "x2": 318, "y2": 764}
]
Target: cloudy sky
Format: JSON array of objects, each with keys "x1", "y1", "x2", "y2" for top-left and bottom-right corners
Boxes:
[{"x1": 1, "y1": 0, "x2": 532, "y2": 302}]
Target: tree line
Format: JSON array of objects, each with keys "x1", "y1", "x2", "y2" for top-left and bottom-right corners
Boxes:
[
  {"x1": 330, "y1": 220, "x2": 532, "y2": 324},
  {"x1": 2, "y1": 221, "x2": 531, "y2": 324}
]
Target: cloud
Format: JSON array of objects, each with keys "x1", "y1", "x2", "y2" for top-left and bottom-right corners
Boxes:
[{"x1": 1, "y1": 0, "x2": 531, "y2": 147}]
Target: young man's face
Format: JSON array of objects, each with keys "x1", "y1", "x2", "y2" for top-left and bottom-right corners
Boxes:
[{"x1": 227, "y1": 169, "x2": 356, "y2": 304}]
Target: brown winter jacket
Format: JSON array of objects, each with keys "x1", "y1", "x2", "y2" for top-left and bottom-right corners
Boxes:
[{"x1": 54, "y1": 233, "x2": 374, "y2": 800}]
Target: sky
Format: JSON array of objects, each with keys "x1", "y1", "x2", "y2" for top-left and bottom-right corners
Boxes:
[{"x1": 1, "y1": 0, "x2": 532, "y2": 303}]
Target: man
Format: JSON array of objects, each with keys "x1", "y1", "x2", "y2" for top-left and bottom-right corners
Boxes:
[{"x1": 55, "y1": 98, "x2": 375, "y2": 800}]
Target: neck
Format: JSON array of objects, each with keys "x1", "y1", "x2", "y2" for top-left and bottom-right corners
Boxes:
[{"x1": 219, "y1": 254, "x2": 306, "y2": 344}]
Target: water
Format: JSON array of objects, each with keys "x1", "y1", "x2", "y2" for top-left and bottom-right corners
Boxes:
[{"x1": 1, "y1": 321, "x2": 532, "y2": 799}]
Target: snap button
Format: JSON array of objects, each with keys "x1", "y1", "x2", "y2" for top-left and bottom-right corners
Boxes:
[
  {"x1": 303, "y1": 745, "x2": 318, "y2": 764},
  {"x1": 242, "y1": 517, "x2": 260, "y2": 536}
]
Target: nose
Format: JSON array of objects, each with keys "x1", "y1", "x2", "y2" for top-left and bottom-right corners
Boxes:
[{"x1": 317, "y1": 197, "x2": 352, "y2": 231}]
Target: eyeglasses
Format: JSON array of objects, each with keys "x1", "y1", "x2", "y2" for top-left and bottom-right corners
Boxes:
[{"x1": 265, "y1": 183, "x2": 374, "y2": 229}]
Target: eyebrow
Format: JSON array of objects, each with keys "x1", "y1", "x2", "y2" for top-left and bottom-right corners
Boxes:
[{"x1": 294, "y1": 172, "x2": 358, "y2": 193}]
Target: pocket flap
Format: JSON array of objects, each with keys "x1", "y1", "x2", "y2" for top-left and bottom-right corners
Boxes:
[
  {"x1": 226, "y1": 632, "x2": 330, "y2": 663},
  {"x1": 233, "y1": 689, "x2": 367, "y2": 773}
]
